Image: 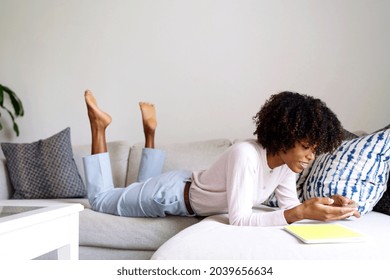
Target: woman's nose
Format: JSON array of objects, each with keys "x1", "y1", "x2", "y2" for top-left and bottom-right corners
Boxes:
[{"x1": 307, "y1": 151, "x2": 315, "y2": 161}]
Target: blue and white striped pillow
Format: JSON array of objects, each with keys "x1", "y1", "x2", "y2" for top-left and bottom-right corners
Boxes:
[
  {"x1": 262, "y1": 129, "x2": 359, "y2": 208},
  {"x1": 303, "y1": 129, "x2": 390, "y2": 215}
]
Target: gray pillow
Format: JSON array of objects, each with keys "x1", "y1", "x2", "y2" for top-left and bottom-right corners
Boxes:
[
  {"x1": 1, "y1": 127, "x2": 86, "y2": 199},
  {"x1": 374, "y1": 189, "x2": 390, "y2": 215}
]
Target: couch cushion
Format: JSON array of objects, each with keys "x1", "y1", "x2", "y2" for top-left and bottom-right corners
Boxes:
[
  {"x1": 79, "y1": 246, "x2": 154, "y2": 260},
  {"x1": 79, "y1": 208, "x2": 201, "y2": 251},
  {"x1": 1, "y1": 128, "x2": 86, "y2": 199},
  {"x1": 126, "y1": 139, "x2": 232, "y2": 185},
  {"x1": 152, "y1": 207, "x2": 390, "y2": 260},
  {"x1": 73, "y1": 141, "x2": 131, "y2": 188}
]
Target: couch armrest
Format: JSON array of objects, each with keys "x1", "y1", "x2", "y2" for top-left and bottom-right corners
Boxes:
[{"x1": 0, "y1": 159, "x2": 13, "y2": 199}]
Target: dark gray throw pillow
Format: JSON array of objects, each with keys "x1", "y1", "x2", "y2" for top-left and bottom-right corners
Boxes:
[
  {"x1": 1, "y1": 127, "x2": 86, "y2": 199},
  {"x1": 374, "y1": 189, "x2": 390, "y2": 215}
]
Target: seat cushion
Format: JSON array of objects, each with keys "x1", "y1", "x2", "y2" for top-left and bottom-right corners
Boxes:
[
  {"x1": 79, "y1": 208, "x2": 201, "y2": 251},
  {"x1": 152, "y1": 206, "x2": 390, "y2": 260}
]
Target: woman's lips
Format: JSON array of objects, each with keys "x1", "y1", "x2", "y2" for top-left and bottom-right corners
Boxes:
[{"x1": 300, "y1": 161, "x2": 309, "y2": 169}]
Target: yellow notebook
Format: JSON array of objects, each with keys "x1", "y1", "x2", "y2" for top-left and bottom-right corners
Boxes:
[{"x1": 284, "y1": 224, "x2": 366, "y2": 244}]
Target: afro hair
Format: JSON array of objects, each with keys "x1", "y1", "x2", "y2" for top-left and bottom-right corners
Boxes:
[{"x1": 253, "y1": 91, "x2": 343, "y2": 155}]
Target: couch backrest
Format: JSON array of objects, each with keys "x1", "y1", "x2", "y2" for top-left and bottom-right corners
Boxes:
[
  {"x1": 73, "y1": 141, "x2": 132, "y2": 188},
  {"x1": 126, "y1": 139, "x2": 233, "y2": 185},
  {"x1": 0, "y1": 139, "x2": 233, "y2": 198}
]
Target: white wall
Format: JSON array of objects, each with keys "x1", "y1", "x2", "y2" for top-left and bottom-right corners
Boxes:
[{"x1": 1, "y1": 0, "x2": 389, "y2": 147}]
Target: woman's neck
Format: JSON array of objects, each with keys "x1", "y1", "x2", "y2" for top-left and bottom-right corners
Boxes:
[{"x1": 266, "y1": 151, "x2": 284, "y2": 169}]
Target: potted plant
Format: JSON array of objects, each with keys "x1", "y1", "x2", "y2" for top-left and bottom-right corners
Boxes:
[{"x1": 0, "y1": 84, "x2": 24, "y2": 136}]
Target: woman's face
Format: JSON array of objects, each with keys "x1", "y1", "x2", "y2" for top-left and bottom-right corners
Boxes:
[{"x1": 279, "y1": 141, "x2": 316, "y2": 173}]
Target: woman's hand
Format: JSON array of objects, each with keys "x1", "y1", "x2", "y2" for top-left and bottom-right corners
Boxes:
[
  {"x1": 284, "y1": 196, "x2": 360, "y2": 224},
  {"x1": 330, "y1": 194, "x2": 357, "y2": 207},
  {"x1": 330, "y1": 194, "x2": 360, "y2": 218}
]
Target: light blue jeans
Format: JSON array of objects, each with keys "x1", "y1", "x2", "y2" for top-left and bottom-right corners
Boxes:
[{"x1": 83, "y1": 148, "x2": 194, "y2": 217}]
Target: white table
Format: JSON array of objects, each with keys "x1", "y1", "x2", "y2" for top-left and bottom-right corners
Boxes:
[{"x1": 0, "y1": 200, "x2": 84, "y2": 260}]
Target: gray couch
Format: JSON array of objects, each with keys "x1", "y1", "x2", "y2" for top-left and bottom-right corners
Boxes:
[
  {"x1": 2, "y1": 134, "x2": 389, "y2": 260},
  {"x1": 0, "y1": 139, "x2": 233, "y2": 259}
]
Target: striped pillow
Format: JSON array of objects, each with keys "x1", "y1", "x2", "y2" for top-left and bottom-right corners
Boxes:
[
  {"x1": 303, "y1": 129, "x2": 390, "y2": 215},
  {"x1": 262, "y1": 129, "x2": 359, "y2": 208}
]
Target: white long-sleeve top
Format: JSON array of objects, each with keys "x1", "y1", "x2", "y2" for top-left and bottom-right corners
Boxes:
[{"x1": 189, "y1": 140, "x2": 300, "y2": 226}]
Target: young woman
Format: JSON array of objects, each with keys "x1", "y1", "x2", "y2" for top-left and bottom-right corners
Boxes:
[{"x1": 83, "y1": 90, "x2": 359, "y2": 227}]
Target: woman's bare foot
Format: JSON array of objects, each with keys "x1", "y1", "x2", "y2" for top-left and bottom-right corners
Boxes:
[
  {"x1": 139, "y1": 102, "x2": 157, "y2": 148},
  {"x1": 85, "y1": 89, "x2": 112, "y2": 129},
  {"x1": 85, "y1": 89, "x2": 112, "y2": 154}
]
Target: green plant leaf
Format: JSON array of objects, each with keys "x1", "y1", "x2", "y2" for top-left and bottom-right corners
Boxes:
[
  {"x1": 1, "y1": 105, "x2": 20, "y2": 136},
  {"x1": 2, "y1": 85, "x2": 24, "y2": 116},
  {"x1": 0, "y1": 84, "x2": 4, "y2": 106},
  {"x1": 13, "y1": 122, "x2": 20, "y2": 136},
  {"x1": 2, "y1": 106, "x2": 15, "y2": 121},
  {"x1": 0, "y1": 83, "x2": 24, "y2": 136}
]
